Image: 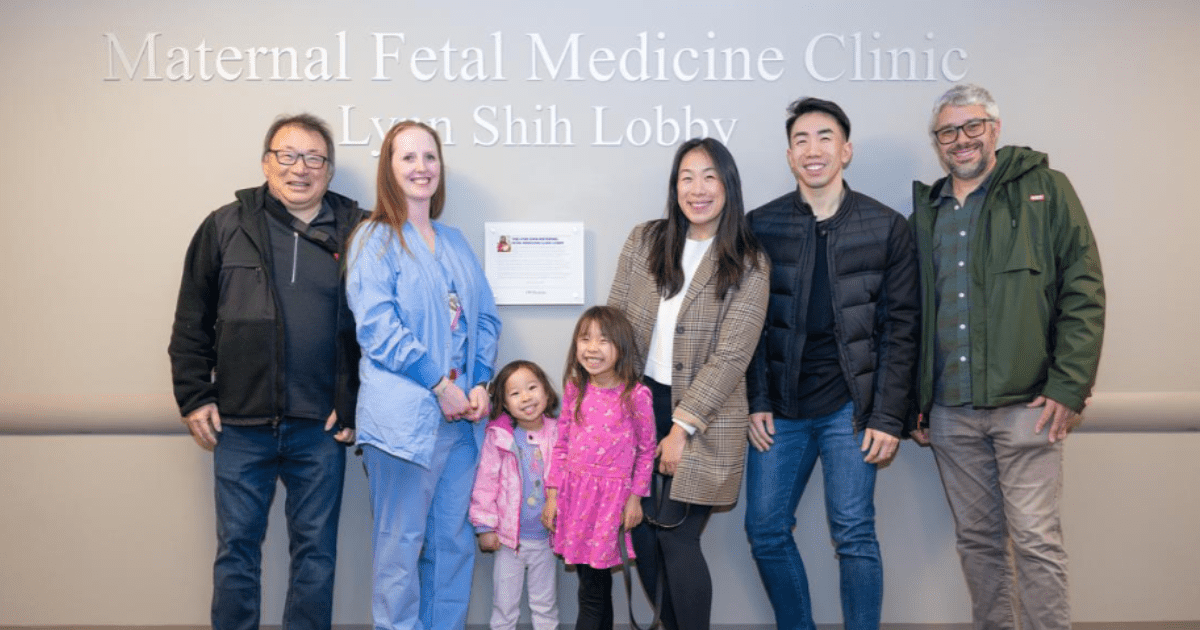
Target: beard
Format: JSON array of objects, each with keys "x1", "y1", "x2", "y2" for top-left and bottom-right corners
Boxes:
[{"x1": 942, "y1": 140, "x2": 992, "y2": 181}]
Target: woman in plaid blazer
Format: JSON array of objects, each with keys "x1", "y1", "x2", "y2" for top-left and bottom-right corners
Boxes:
[{"x1": 607, "y1": 138, "x2": 770, "y2": 630}]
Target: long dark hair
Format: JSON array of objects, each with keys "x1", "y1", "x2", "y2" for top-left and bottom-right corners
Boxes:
[
  {"x1": 563, "y1": 306, "x2": 641, "y2": 423},
  {"x1": 488, "y1": 360, "x2": 561, "y2": 423},
  {"x1": 647, "y1": 138, "x2": 762, "y2": 301}
]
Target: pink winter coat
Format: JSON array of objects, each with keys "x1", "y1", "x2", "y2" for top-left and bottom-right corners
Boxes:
[{"x1": 469, "y1": 414, "x2": 559, "y2": 550}]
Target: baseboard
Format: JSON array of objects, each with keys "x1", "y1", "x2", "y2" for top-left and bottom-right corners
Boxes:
[{"x1": 5, "y1": 623, "x2": 1198, "y2": 630}]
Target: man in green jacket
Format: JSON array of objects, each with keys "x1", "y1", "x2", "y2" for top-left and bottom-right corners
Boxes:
[{"x1": 910, "y1": 84, "x2": 1104, "y2": 630}]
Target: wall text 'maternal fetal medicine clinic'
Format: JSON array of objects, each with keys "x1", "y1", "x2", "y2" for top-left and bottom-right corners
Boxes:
[
  {"x1": 104, "y1": 30, "x2": 968, "y2": 83},
  {"x1": 104, "y1": 30, "x2": 968, "y2": 148}
]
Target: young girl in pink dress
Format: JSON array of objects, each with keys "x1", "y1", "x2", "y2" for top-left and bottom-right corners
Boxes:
[{"x1": 542, "y1": 306, "x2": 656, "y2": 630}]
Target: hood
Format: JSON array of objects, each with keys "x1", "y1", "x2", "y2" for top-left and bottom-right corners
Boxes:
[{"x1": 989, "y1": 145, "x2": 1048, "y2": 187}]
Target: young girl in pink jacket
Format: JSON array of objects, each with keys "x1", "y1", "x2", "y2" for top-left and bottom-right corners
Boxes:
[{"x1": 470, "y1": 360, "x2": 561, "y2": 630}]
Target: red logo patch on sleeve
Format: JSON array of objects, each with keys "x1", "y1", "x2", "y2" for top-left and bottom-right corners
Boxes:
[{"x1": 1029, "y1": 194, "x2": 1045, "y2": 201}]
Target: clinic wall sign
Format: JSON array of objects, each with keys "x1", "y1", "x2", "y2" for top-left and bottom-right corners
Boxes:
[{"x1": 102, "y1": 30, "x2": 969, "y2": 151}]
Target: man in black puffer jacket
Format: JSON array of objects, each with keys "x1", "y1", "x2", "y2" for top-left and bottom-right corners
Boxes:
[{"x1": 743, "y1": 97, "x2": 919, "y2": 630}]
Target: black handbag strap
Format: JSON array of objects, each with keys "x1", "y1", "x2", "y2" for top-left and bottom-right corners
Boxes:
[
  {"x1": 619, "y1": 473, "x2": 689, "y2": 630},
  {"x1": 619, "y1": 522, "x2": 663, "y2": 630}
]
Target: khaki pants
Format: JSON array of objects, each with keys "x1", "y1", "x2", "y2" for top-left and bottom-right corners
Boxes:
[{"x1": 930, "y1": 403, "x2": 1070, "y2": 630}]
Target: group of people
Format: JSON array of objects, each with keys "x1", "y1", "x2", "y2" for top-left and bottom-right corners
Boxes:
[{"x1": 169, "y1": 83, "x2": 1105, "y2": 630}]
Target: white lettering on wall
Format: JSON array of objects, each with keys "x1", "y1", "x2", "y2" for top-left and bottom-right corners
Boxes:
[
  {"x1": 373, "y1": 32, "x2": 405, "y2": 80},
  {"x1": 529, "y1": 31, "x2": 787, "y2": 83},
  {"x1": 592, "y1": 105, "x2": 736, "y2": 147},
  {"x1": 339, "y1": 105, "x2": 455, "y2": 156},
  {"x1": 473, "y1": 105, "x2": 574, "y2": 147},
  {"x1": 103, "y1": 31, "x2": 349, "y2": 82},
  {"x1": 806, "y1": 31, "x2": 968, "y2": 82},
  {"x1": 104, "y1": 32, "x2": 163, "y2": 80},
  {"x1": 104, "y1": 28, "x2": 971, "y2": 152},
  {"x1": 528, "y1": 33, "x2": 583, "y2": 81}
]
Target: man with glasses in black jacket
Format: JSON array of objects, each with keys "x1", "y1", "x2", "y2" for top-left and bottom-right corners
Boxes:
[{"x1": 169, "y1": 113, "x2": 364, "y2": 630}]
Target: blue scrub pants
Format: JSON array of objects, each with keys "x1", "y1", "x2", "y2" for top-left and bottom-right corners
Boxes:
[{"x1": 362, "y1": 418, "x2": 479, "y2": 630}]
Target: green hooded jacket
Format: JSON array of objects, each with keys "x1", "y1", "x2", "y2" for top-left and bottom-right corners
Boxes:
[{"x1": 911, "y1": 145, "x2": 1105, "y2": 417}]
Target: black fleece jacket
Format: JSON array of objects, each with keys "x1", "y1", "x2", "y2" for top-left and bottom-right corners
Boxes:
[{"x1": 169, "y1": 184, "x2": 366, "y2": 427}]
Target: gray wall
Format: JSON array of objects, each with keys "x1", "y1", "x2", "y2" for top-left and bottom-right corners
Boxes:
[
  {"x1": 2, "y1": 0, "x2": 1199, "y2": 625},
  {"x1": 3, "y1": 433, "x2": 1198, "y2": 625}
]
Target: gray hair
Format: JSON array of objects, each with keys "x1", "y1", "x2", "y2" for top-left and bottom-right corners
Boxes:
[{"x1": 929, "y1": 84, "x2": 1001, "y2": 133}]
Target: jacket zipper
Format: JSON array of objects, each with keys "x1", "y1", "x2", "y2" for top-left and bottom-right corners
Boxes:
[
  {"x1": 247, "y1": 208, "x2": 286, "y2": 426},
  {"x1": 823, "y1": 224, "x2": 862, "y2": 433},
  {"x1": 291, "y1": 232, "x2": 299, "y2": 284},
  {"x1": 513, "y1": 433, "x2": 523, "y2": 548}
]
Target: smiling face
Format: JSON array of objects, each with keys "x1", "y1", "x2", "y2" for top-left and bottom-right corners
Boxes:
[
  {"x1": 262, "y1": 124, "x2": 331, "y2": 216},
  {"x1": 575, "y1": 319, "x2": 618, "y2": 387},
  {"x1": 786, "y1": 111, "x2": 853, "y2": 196},
  {"x1": 390, "y1": 126, "x2": 442, "y2": 207},
  {"x1": 676, "y1": 147, "x2": 726, "y2": 240},
  {"x1": 502, "y1": 367, "x2": 549, "y2": 429},
  {"x1": 933, "y1": 103, "x2": 1000, "y2": 185}
]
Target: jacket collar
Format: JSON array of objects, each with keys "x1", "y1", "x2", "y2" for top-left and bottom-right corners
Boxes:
[
  {"x1": 231, "y1": 185, "x2": 273, "y2": 255},
  {"x1": 917, "y1": 145, "x2": 1048, "y2": 206},
  {"x1": 234, "y1": 183, "x2": 362, "y2": 253},
  {"x1": 486, "y1": 414, "x2": 557, "y2": 452},
  {"x1": 791, "y1": 181, "x2": 856, "y2": 230}
]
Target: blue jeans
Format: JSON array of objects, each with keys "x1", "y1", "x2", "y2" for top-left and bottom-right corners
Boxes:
[
  {"x1": 212, "y1": 418, "x2": 347, "y2": 630},
  {"x1": 362, "y1": 417, "x2": 479, "y2": 630},
  {"x1": 744, "y1": 402, "x2": 882, "y2": 630}
]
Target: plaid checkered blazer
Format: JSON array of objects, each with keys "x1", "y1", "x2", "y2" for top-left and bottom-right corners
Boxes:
[{"x1": 608, "y1": 221, "x2": 770, "y2": 506}]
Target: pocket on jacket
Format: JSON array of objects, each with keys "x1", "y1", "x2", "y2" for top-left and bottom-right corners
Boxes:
[
  {"x1": 998, "y1": 246, "x2": 1043, "y2": 276},
  {"x1": 217, "y1": 263, "x2": 273, "y2": 320},
  {"x1": 993, "y1": 242, "x2": 1052, "y2": 330},
  {"x1": 990, "y1": 251, "x2": 1052, "y2": 395},
  {"x1": 215, "y1": 319, "x2": 276, "y2": 417}
]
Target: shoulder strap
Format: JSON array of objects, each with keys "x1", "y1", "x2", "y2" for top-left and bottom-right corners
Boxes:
[
  {"x1": 262, "y1": 199, "x2": 340, "y2": 256},
  {"x1": 619, "y1": 522, "x2": 663, "y2": 630}
]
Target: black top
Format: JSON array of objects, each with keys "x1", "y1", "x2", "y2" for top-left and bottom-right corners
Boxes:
[
  {"x1": 794, "y1": 222, "x2": 851, "y2": 419},
  {"x1": 265, "y1": 195, "x2": 341, "y2": 421}
]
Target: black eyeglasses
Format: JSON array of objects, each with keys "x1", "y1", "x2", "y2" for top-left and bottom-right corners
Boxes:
[
  {"x1": 268, "y1": 150, "x2": 328, "y2": 168},
  {"x1": 933, "y1": 118, "x2": 994, "y2": 145}
]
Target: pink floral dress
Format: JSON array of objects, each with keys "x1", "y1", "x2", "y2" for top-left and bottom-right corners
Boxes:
[{"x1": 547, "y1": 380, "x2": 655, "y2": 568}]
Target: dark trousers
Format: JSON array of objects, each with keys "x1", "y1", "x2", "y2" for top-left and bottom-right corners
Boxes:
[
  {"x1": 631, "y1": 475, "x2": 713, "y2": 630},
  {"x1": 575, "y1": 564, "x2": 614, "y2": 630},
  {"x1": 211, "y1": 418, "x2": 346, "y2": 630},
  {"x1": 631, "y1": 377, "x2": 715, "y2": 630}
]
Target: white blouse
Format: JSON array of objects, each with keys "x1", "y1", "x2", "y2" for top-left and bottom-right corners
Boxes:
[{"x1": 645, "y1": 235, "x2": 713, "y2": 387}]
